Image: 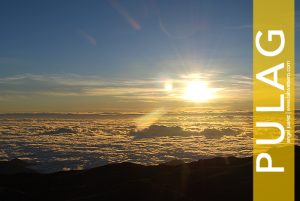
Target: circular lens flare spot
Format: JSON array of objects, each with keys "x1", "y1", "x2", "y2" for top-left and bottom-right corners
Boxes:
[{"x1": 164, "y1": 81, "x2": 173, "y2": 92}]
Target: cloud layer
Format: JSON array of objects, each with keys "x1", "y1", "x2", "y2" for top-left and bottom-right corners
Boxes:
[{"x1": 130, "y1": 125, "x2": 242, "y2": 139}]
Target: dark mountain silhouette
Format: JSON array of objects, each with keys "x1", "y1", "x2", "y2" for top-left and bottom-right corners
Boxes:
[
  {"x1": 0, "y1": 159, "x2": 36, "y2": 175},
  {"x1": 0, "y1": 146, "x2": 298, "y2": 201}
]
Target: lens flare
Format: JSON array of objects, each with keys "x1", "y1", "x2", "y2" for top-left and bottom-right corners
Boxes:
[{"x1": 164, "y1": 81, "x2": 173, "y2": 92}]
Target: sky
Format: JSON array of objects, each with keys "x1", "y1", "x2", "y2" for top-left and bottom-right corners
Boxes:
[{"x1": 0, "y1": 0, "x2": 299, "y2": 113}]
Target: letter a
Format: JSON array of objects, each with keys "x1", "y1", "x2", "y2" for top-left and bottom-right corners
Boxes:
[{"x1": 256, "y1": 63, "x2": 284, "y2": 90}]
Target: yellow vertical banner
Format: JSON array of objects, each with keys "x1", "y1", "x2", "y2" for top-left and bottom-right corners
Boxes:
[{"x1": 253, "y1": 0, "x2": 294, "y2": 201}]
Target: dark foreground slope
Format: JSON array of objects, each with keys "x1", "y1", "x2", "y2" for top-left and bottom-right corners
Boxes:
[{"x1": 0, "y1": 147, "x2": 299, "y2": 201}]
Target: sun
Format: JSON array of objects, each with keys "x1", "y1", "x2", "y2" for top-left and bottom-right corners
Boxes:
[{"x1": 183, "y1": 81, "x2": 216, "y2": 102}]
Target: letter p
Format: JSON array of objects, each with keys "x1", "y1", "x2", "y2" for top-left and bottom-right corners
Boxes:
[{"x1": 256, "y1": 153, "x2": 284, "y2": 172}]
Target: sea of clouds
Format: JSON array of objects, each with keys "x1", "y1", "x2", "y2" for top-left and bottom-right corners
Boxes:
[{"x1": 0, "y1": 111, "x2": 298, "y2": 173}]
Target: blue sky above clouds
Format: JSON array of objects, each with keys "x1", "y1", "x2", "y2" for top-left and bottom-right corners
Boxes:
[{"x1": 0, "y1": 0, "x2": 298, "y2": 112}]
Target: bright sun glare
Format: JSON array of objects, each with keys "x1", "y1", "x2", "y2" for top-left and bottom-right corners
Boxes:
[{"x1": 183, "y1": 81, "x2": 215, "y2": 102}]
